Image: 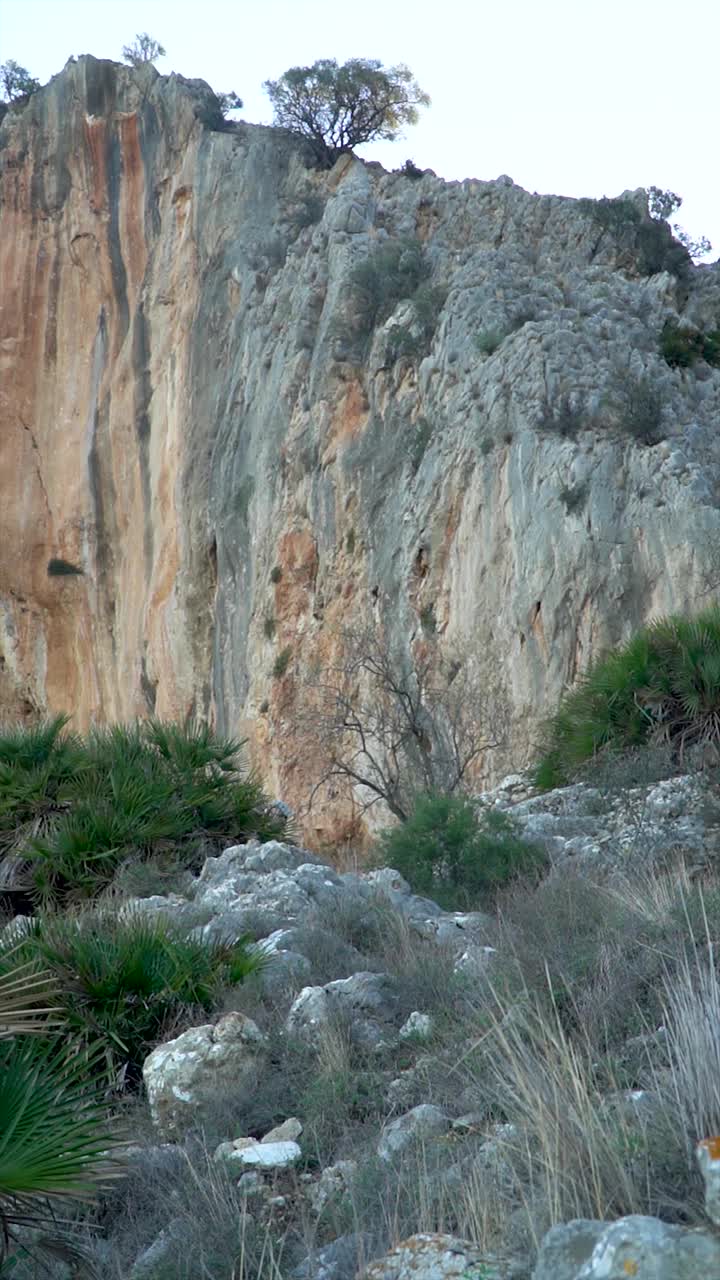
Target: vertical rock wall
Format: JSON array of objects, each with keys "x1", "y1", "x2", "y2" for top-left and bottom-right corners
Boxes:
[{"x1": 2, "y1": 57, "x2": 720, "y2": 838}]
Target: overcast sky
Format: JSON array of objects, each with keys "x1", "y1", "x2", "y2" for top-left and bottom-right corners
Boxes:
[{"x1": 1, "y1": 0, "x2": 718, "y2": 257}]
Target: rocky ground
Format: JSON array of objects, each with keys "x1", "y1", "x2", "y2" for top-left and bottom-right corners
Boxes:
[{"x1": 8, "y1": 762, "x2": 720, "y2": 1278}]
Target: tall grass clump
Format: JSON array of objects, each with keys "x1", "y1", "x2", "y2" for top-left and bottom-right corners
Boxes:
[
  {"x1": 535, "y1": 607, "x2": 720, "y2": 789},
  {"x1": 473, "y1": 977, "x2": 696, "y2": 1245},
  {"x1": 0, "y1": 718, "x2": 287, "y2": 906}
]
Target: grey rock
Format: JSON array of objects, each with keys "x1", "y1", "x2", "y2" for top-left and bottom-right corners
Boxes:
[
  {"x1": 143, "y1": 1012, "x2": 267, "y2": 1137},
  {"x1": 533, "y1": 1214, "x2": 720, "y2": 1279},
  {"x1": 227, "y1": 1140, "x2": 301, "y2": 1170},
  {"x1": 377, "y1": 1104, "x2": 452, "y2": 1162},
  {"x1": 399, "y1": 1011, "x2": 435, "y2": 1041},
  {"x1": 531, "y1": 1220, "x2": 605, "y2": 1279},
  {"x1": 306, "y1": 1160, "x2": 357, "y2": 1214},
  {"x1": 286, "y1": 971, "x2": 402, "y2": 1046},
  {"x1": 129, "y1": 1219, "x2": 191, "y2": 1279},
  {"x1": 292, "y1": 1232, "x2": 376, "y2": 1280}
]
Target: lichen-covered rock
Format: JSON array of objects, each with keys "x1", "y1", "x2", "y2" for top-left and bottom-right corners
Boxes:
[
  {"x1": 360, "y1": 1233, "x2": 501, "y2": 1278},
  {"x1": 532, "y1": 1214, "x2": 720, "y2": 1279},
  {"x1": 142, "y1": 1012, "x2": 267, "y2": 1136}
]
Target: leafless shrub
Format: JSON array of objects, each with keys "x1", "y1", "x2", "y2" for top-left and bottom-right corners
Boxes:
[{"x1": 298, "y1": 626, "x2": 507, "y2": 823}]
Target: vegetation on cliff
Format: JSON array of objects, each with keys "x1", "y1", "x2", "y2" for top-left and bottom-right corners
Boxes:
[{"x1": 536, "y1": 607, "x2": 720, "y2": 788}]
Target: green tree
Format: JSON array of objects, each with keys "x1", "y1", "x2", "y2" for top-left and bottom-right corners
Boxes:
[
  {"x1": 264, "y1": 57, "x2": 429, "y2": 168},
  {"x1": 215, "y1": 90, "x2": 243, "y2": 117},
  {"x1": 647, "y1": 185, "x2": 712, "y2": 260},
  {"x1": 0, "y1": 60, "x2": 40, "y2": 102},
  {"x1": 121, "y1": 33, "x2": 166, "y2": 66}
]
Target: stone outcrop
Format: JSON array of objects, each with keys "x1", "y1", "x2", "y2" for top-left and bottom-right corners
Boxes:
[{"x1": 2, "y1": 56, "x2": 720, "y2": 840}]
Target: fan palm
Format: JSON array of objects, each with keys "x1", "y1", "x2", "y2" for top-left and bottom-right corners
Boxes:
[
  {"x1": 536, "y1": 606, "x2": 720, "y2": 788},
  {"x1": 0, "y1": 949, "x2": 122, "y2": 1273}
]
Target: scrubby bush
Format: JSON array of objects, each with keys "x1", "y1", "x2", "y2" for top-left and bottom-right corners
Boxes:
[
  {"x1": 535, "y1": 607, "x2": 720, "y2": 789},
  {"x1": 660, "y1": 319, "x2": 720, "y2": 370},
  {"x1": 376, "y1": 792, "x2": 547, "y2": 909},
  {"x1": 578, "y1": 196, "x2": 691, "y2": 279},
  {"x1": 605, "y1": 367, "x2": 664, "y2": 444},
  {"x1": 535, "y1": 394, "x2": 590, "y2": 438},
  {"x1": 350, "y1": 237, "x2": 431, "y2": 337},
  {"x1": 47, "y1": 557, "x2": 83, "y2": 576},
  {"x1": 0, "y1": 717, "x2": 286, "y2": 906},
  {"x1": 272, "y1": 646, "x2": 292, "y2": 678},
  {"x1": 0, "y1": 948, "x2": 122, "y2": 1271},
  {"x1": 4, "y1": 910, "x2": 263, "y2": 1085},
  {"x1": 385, "y1": 281, "x2": 447, "y2": 363},
  {"x1": 475, "y1": 327, "x2": 507, "y2": 356}
]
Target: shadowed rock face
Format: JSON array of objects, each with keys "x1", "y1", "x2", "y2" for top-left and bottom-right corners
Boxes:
[{"x1": 2, "y1": 56, "x2": 720, "y2": 839}]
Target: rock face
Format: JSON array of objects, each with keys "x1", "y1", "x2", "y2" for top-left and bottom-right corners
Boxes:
[{"x1": 3, "y1": 57, "x2": 720, "y2": 839}]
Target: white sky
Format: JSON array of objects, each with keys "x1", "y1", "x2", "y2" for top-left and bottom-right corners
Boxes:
[{"x1": 1, "y1": 0, "x2": 718, "y2": 257}]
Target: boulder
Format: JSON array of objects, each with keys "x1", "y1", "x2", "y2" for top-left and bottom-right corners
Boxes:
[
  {"x1": 219, "y1": 1140, "x2": 301, "y2": 1171},
  {"x1": 286, "y1": 971, "x2": 401, "y2": 1046},
  {"x1": 532, "y1": 1214, "x2": 720, "y2": 1279},
  {"x1": 292, "y1": 1232, "x2": 375, "y2": 1280},
  {"x1": 377, "y1": 1105, "x2": 452, "y2": 1162},
  {"x1": 142, "y1": 1012, "x2": 267, "y2": 1137}
]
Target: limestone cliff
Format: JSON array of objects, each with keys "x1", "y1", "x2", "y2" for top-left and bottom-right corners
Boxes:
[{"x1": 2, "y1": 57, "x2": 720, "y2": 840}]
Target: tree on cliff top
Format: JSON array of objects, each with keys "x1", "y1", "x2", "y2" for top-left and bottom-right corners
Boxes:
[
  {"x1": 0, "y1": 60, "x2": 40, "y2": 103},
  {"x1": 122, "y1": 33, "x2": 166, "y2": 66},
  {"x1": 264, "y1": 58, "x2": 430, "y2": 168}
]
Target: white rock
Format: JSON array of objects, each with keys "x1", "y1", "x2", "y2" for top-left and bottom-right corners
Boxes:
[
  {"x1": 399, "y1": 1012, "x2": 434, "y2": 1041},
  {"x1": 234, "y1": 1141, "x2": 301, "y2": 1170}
]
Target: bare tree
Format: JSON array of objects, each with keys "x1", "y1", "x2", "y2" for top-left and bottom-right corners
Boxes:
[{"x1": 300, "y1": 626, "x2": 507, "y2": 823}]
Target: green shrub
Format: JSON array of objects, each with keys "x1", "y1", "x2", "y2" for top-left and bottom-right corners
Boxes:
[
  {"x1": 47, "y1": 558, "x2": 83, "y2": 576},
  {"x1": 535, "y1": 607, "x2": 720, "y2": 789},
  {"x1": 350, "y1": 237, "x2": 430, "y2": 336},
  {"x1": 272, "y1": 646, "x2": 292, "y2": 678},
  {"x1": 606, "y1": 368, "x2": 664, "y2": 445},
  {"x1": 0, "y1": 718, "x2": 286, "y2": 906},
  {"x1": 270, "y1": 565, "x2": 283, "y2": 584},
  {"x1": 535, "y1": 395, "x2": 589, "y2": 438},
  {"x1": 475, "y1": 327, "x2": 506, "y2": 356},
  {"x1": 263, "y1": 617, "x2": 276, "y2": 640},
  {"x1": 660, "y1": 320, "x2": 720, "y2": 369},
  {"x1": 6, "y1": 909, "x2": 263, "y2": 1084},
  {"x1": 559, "y1": 482, "x2": 588, "y2": 515},
  {"x1": 578, "y1": 196, "x2": 691, "y2": 279},
  {"x1": 376, "y1": 792, "x2": 547, "y2": 909}
]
